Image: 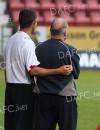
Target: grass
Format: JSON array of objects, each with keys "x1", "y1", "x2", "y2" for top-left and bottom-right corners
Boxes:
[
  {"x1": 0, "y1": 69, "x2": 5, "y2": 128},
  {"x1": 76, "y1": 70, "x2": 100, "y2": 130},
  {"x1": 0, "y1": 69, "x2": 100, "y2": 130}
]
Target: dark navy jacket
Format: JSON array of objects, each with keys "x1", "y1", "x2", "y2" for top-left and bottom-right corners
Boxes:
[{"x1": 33, "y1": 38, "x2": 80, "y2": 96}]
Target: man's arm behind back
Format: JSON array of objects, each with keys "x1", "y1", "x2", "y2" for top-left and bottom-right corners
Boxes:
[{"x1": 68, "y1": 45, "x2": 80, "y2": 79}]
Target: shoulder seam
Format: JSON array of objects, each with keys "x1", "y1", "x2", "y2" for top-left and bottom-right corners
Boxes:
[{"x1": 36, "y1": 42, "x2": 44, "y2": 48}]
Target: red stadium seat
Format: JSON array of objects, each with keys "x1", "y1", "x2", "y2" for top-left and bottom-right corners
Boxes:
[
  {"x1": 55, "y1": 0, "x2": 67, "y2": 8},
  {"x1": 59, "y1": 12, "x2": 75, "y2": 24},
  {"x1": 69, "y1": 0, "x2": 88, "y2": 12},
  {"x1": 86, "y1": 0, "x2": 100, "y2": 10},
  {"x1": 40, "y1": 0, "x2": 55, "y2": 10},
  {"x1": 90, "y1": 11, "x2": 100, "y2": 24},
  {"x1": 36, "y1": 11, "x2": 44, "y2": 24},
  {"x1": 75, "y1": 11, "x2": 91, "y2": 24},
  {"x1": 11, "y1": 10, "x2": 21, "y2": 23},
  {"x1": 71, "y1": 0, "x2": 84, "y2": 5},
  {"x1": 43, "y1": 11, "x2": 57, "y2": 24},
  {"x1": 9, "y1": 0, "x2": 24, "y2": 10},
  {"x1": 24, "y1": 0, "x2": 40, "y2": 10}
]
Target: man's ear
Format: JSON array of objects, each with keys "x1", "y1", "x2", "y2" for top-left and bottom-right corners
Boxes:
[
  {"x1": 32, "y1": 20, "x2": 37, "y2": 27},
  {"x1": 64, "y1": 31, "x2": 67, "y2": 40}
]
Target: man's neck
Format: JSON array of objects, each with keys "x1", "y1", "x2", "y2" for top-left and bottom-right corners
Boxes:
[
  {"x1": 20, "y1": 28, "x2": 32, "y2": 37},
  {"x1": 51, "y1": 36, "x2": 64, "y2": 41}
]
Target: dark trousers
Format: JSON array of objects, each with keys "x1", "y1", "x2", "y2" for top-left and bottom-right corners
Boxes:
[
  {"x1": 4, "y1": 83, "x2": 35, "y2": 130},
  {"x1": 34, "y1": 94, "x2": 77, "y2": 130}
]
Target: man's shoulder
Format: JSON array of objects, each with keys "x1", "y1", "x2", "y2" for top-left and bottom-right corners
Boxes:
[
  {"x1": 36, "y1": 42, "x2": 44, "y2": 47},
  {"x1": 23, "y1": 40, "x2": 35, "y2": 50},
  {"x1": 7, "y1": 32, "x2": 17, "y2": 41},
  {"x1": 36, "y1": 40, "x2": 49, "y2": 48},
  {"x1": 63, "y1": 42, "x2": 77, "y2": 50}
]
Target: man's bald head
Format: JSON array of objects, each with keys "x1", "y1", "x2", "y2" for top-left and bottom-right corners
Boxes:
[{"x1": 50, "y1": 18, "x2": 68, "y2": 36}]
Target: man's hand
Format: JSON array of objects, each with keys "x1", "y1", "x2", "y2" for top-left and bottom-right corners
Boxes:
[{"x1": 58, "y1": 65, "x2": 73, "y2": 75}]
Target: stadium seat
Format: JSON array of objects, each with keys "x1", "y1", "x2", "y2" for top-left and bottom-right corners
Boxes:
[
  {"x1": 9, "y1": 0, "x2": 24, "y2": 10},
  {"x1": 55, "y1": 0, "x2": 67, "y2": 8},
  {"x1": 24, "y1": 0, "x2": 40, "y2": 10},
  {"x1": 75, "y1": 11, "x2": 91, "y2": 24},
  {"x1": 90, "y1": 11, "x2": 100, "y2": 24},
  {"x1": 70, "y1": 0, "x2": 84, "y2": 4},
  {"x1": 36, "y1": 11, "x2": 44, "y2": 24},
  {"x1": 43, "y1": 11, "x2": 57, "y2": 24},
  {"x1": 40, "y1": 0, "x2": 55, "y2": 10},
  {"x1": 86, "y1": 0, "x2": 100, "y2": 10},
  {"x1": 69, "y1": 0, "x2": 88, "y2": 12},
  {"x1": 11, "y1": 10, "x2": 21, "y2": 23},
  {"x1": 59, "y1": 12, "x2": 75, "y2": 24}
]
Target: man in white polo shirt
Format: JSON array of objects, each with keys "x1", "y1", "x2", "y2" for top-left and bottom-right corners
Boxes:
[{"x1": 4, "y1": 9, "x2": 73, "y2": 130}]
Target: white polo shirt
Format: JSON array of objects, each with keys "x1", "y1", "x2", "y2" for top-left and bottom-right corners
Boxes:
[{"x1": 4, "y1": 31, "x2": 40, "y2": 84}]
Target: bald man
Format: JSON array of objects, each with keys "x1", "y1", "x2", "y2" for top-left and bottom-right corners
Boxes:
[{"x1": 33, "y1": 18, "x2": 80, "y2": 130}]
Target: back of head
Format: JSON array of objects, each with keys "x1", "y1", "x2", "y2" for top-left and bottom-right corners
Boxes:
[
  {"x1": 50, "y1": 18, "x2": 68, "y2": 37},
  {"x1": 19, "y1": 8, "x2": 37, "y2": 29}
]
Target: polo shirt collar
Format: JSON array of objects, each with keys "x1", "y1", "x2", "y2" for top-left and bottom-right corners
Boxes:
[
  {"x1": 17, "y1": 31, "x2": 31, "y2": 39},
  {"x1": 50, "y1": 38, "x2": 63, "y2": 42}
]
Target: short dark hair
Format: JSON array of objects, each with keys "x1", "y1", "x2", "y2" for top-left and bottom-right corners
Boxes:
[{"x1": 19, "y1": 8, "x2": 37, "y2": 29}]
